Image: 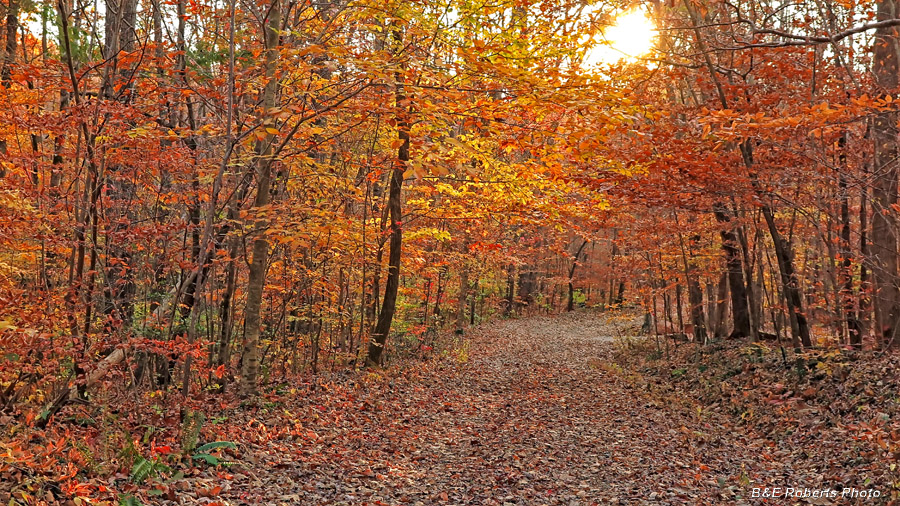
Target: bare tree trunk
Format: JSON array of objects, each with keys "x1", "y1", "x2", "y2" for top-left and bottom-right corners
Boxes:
[
  {"x1": 743, "y1": 139, "x2": 810, "y2": 348},
  {"x1": 686, "y1": 258, "x2": 706, "y2": 342},
  {"x1": 762, "y1": 206, "x2": 811, "y2": 348},
  {"x1": 0, "y1": 0, "x2": 17, "y2": 84},
  {"x1": 239, "y1": 0, "x2": 281, "y2": 395},
  {"x1": 735, "y1": 216, "x2": 759, "y2": 341},
  {"x1": 505, "y1": 264, "x2": 515, "y2": 315},
  {"x1": 456, "y1": 256, "x2": 469, "y2": 333},
  {"x1": 714, "y1": 272, "x2": 729, "y2": 337},
  {"x1": 217, "y1": 244, "x2": 238, "y2": 366},
  {"x1": 871, "y1": 0, "x2": 900, "y2": 348},
  {"x1": 608, "y1": 230, "x2": 620, "y2": 306},
  {"x1": 0, "y1": 0, "x2": 16, "y2": 174},
  {"x1": 675, "y1": 282, "x2": 685, "y2": 332},
  {"x1": 469, "y1": 277, "x2": 478, "y2": 325},
  {"x1": 433, "y1": 266, "x2": 444, "y2": 325},
  {"x1": 859, "y1": 161, "x2": 871, "y2": 346},
  {"x1": 567, "y1": 239, "x2": 589, "y2": 311},
  {"x1": 365, "y1": 22, "x2": 407, "y2": 366},
  {"x1": 713, "y1": 203, "x2": 751, "y2": 338},
  {"x1": 838, "y1": 134, "x2": 863, "y2": 348},
  {"x1": 615, "y1": 281, "x2": 625, "y2": 304}
]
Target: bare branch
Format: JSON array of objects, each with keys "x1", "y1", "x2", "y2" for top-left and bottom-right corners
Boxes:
[{"x1": 752, "y1": 18, "x2": 900, "y2": 44}]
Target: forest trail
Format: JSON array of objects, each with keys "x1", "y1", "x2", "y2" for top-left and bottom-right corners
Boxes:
[{"x1": 211, "y1": 313, "x2": 764, "y2": 506}]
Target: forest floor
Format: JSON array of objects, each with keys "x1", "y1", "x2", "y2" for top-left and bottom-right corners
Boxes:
[
  {"x1": 169, "y1": 312, "x2": 889, "y2": 506},
  {"x1": 6, "y1": 312, "x2": 898, "y2": 506}
]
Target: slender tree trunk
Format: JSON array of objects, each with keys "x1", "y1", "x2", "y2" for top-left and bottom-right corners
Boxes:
[
  {"x1": 217, "y1": 241, "x2": 238, "y2": 367},
  {"x1": 365, "y1": 23, "x2": 407, "y2": 366},
  {"x1": 0, "y1": 0, "x2": 17, "y2": 172},
  {"x1": 456, "y1": 255, "x2": 469, "y2": 333},
  {"x1": 686, "y1": 247, "x2": 706, "y2": 342},
  {"x1": 421, "y1": 278, "x2": 431, "y2": 324},
  {"x1": 714, "y1": 271, "x2": 729, "y2": 337},
  {"x1": 675, "y1": 282, "x2": 685, "y2": 332},
  {"x1": 433, "y1": 266, "x2": 444, "y2": 324},
  {"x1": 239, "y1": 0, "x2": 281, "y2": 395},
  {"x1": 567, "y1": 239, "x2": 589, "y2": 311},
  {"x1": 838, "y1": 134, "x2": 862, "y2": 348},
  {"x1": 859, "y1": 162, "x2": 870, "y2": 346},
  {"x1": 608, "y1": 230, "x2": 620, "y2": 306},
  {"x1": 469, "y1": 277, "x2": 478, "y2": 326},
  {"x1": 735, "y1": 216, "x2": 759, "y2": 340},
  {"x1": 762, "y1": 206, "x2": 811, "y2": 348},
  {"x1": 1, "y1": 0, "x2": 17, "y2": 84},
  {"x1": 740, "y1": 141, "x2": 810, "y2": 348},
  {"x1": 505, "y1": 263, "x2": 515, "y2": 315}
]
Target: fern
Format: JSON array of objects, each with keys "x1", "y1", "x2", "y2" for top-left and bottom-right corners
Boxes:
[
  {"x1": 192, "y1": 453, "x2": 221, "y2": 466},
  {"x1": 130, "y1": 457, "x2": 153, "y2": 484},
  {"x1": 194, "y1": 441, "x2": 236, "y2": 453},
  {"x1": 192, "y1": 440, "x2": 237, "y2": 467},
  {"x1": 129, "y1": 456, "x2": 170, "y2": 484}
]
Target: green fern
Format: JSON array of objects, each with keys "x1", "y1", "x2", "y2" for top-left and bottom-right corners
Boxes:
[
  {"x1": 194, "y1": 441, "x2": 236, "y2": 453},
  {"x1": 192, "y1": 440, "x2": 237, "y2": 467},
  {"x1": 130, "y1": 456, "x2": 170, "y2": 484},
  {"x1": 130, "y1": 457, "x2": 153, "y2": 484}
]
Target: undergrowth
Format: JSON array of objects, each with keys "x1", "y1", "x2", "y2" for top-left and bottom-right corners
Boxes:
[{"x1": 604, "y1": 333, "x2": 900, "y2": 502}]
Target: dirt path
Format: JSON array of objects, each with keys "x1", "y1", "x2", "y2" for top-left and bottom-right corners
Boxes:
[{"x1": 213, "y1": 313, "x2": 754, "y2": 505}]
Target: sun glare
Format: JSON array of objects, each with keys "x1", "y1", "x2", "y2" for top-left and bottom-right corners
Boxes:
[{"x1": 585, "y1": 9, "x2": 657, "y2": 67}]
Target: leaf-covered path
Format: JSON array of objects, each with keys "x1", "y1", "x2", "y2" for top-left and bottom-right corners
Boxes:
[{"x1": 201, "y1": 312, "x2": 773, "y2": 506}]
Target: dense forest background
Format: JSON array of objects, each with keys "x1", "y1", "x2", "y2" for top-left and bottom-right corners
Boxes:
[{"x1": 3, "y1": 0, "x2": 900, "y2": 502}]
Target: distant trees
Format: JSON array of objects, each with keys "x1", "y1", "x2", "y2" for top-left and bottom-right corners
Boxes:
[{"x1": 614, "y1": 0, "x2": 900, "y2": 350}]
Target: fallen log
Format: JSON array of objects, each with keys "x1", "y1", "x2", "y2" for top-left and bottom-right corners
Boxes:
[{"x1": 36, "y1": 348, "x2": 126, "y2": 428}]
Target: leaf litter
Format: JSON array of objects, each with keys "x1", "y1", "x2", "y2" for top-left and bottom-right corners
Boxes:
[
  {"x1": 178, "y1": 313, "x2": 768, "y2": 505},
  {"x1": 7, "y1": 312, "x2": 893, "y2": 505}
]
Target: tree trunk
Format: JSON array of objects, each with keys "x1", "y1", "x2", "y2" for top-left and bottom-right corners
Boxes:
[
  {"x1": 1, "y1": 0, "x2": 18, "y2": 84},
  {"x1": 469, "y1": 277, "x2": 478, "y2": 326},
  {"x1": 608, "y1": 230, "x2": 620, "y2": 306},
  {"x1": 365, "y1": 23, "x2": 407, "y2": 366},
  {"x1": 676, "y1": 225, "x2": 707, "y2": 343},
  {"x1": 687, "y1": 265, "x2": 706, "y2": 343},
  {"x1": 859, "y1": 161, "x2": 870, "y2": 346},
  {"x1": 839, "y1": 134, "x2": 862, "y2": 348},
  {"x1": 505, "y1": 263, "x2": 515, "y2": 315},
  {"x1": 871, "y1": 0, "x2": 900, "y2": 348},
  {"x1": 433, "y1": 266, "x2": 445, "y2": 324},
  {"x1": 567, "y1": 239, "x2": 589, "y2": 311},
  {"x1": 713, "y1": 203, "x2": 751, "y2": 338},
  {"x1": 742, "y1": 142, "x2": 811, "y2": 348},
  {"x1": 216, "y1": 236, "x2": 239, "y2": 369},
  {"x1": 734, "y1": 216, "x2": 759, "y2": 340},
  {"x1": 239, "y1": 0, "x2": 281, "y2": 396},
  {"x1": 714, "y1": 271, "x2": 729, "y2": 337},
  {"x1": 762, "y1": 206, "x2": 811, "y2": 348},
  {"x1": 456, "y1": 260, "x2": 469, "y2": 333}
]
